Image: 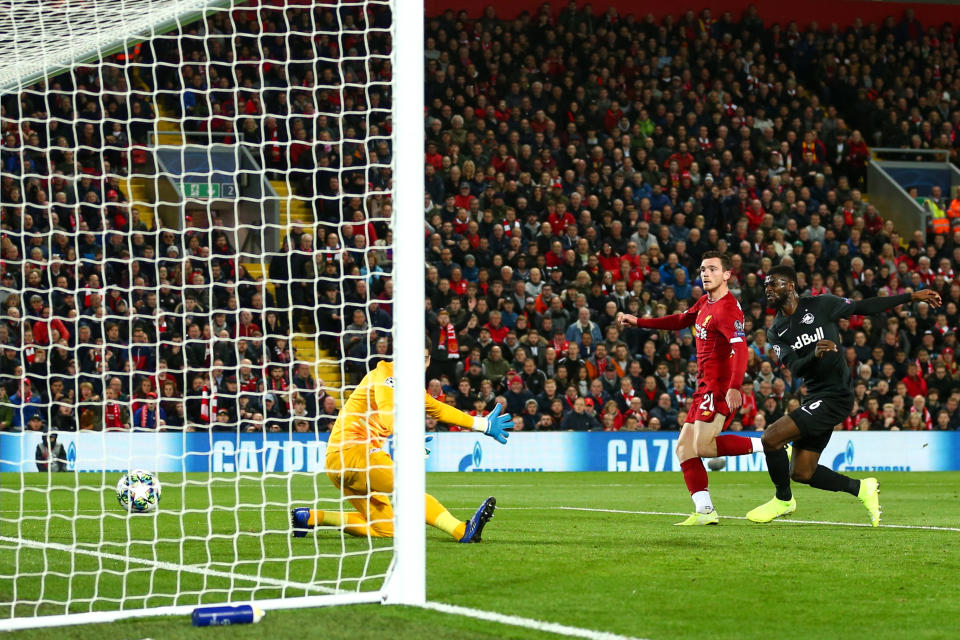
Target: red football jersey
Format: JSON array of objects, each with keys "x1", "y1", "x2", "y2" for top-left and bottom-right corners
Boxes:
[{"x1": 687, "y1": 291, "x2": 745, "y2": 391}]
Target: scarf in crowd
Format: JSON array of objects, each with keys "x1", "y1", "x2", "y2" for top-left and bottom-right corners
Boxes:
[
  {"x1": 105, "y1": 402, "x2": 122, "y2": 429},
  {"x1": 140, "y1": 404, "x2": 150, "y2": 428},
  {"x1": 439, "y1": 323, "x2": 459, "y2": 358},
  {"x1": 200, "y1": 385, "x2": 213, "y2": 423}
]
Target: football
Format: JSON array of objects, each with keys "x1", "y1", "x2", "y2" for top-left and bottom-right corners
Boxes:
[
  {"x1": 707, "y1": 457, "x2": 727, "y2": 471},
  {"x1": 116, "y1": 470, "x2": 162, "y2": 513}
]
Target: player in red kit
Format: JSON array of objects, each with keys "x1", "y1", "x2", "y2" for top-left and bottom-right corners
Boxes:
[{"x1": 617, "y1": 251, "x2": 759, "y2": 525}]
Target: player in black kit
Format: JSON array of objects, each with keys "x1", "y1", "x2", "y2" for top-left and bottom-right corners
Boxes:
[{"x1": 747, "y1": 265, "x2": 942, "y2": 526}]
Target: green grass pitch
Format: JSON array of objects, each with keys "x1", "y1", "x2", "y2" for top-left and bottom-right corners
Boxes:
[{"x1": 1, "y1": 471, "x2": 958, "y2": 639}]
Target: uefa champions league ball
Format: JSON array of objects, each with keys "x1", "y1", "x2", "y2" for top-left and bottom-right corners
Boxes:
[
  {"x1": 116, "y1": 470, "x2": 162, "y2": 513},
  {"x1": 707, "y1": 457, "x2": 727, "y2": 471}
]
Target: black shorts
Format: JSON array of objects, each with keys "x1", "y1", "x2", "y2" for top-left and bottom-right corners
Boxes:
[{"x1": 787, "y1": 395, "x2": 854, "y2": 454}]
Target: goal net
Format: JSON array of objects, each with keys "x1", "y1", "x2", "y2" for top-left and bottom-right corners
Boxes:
[{"x1": 0, "y1": 0, "x2": 425, "y2": 629}]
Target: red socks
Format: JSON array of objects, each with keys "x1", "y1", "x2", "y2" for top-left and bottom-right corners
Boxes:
[
  {"x1": 679, "y1": 458, "x2": 708, "y2": 495},
  {"x1": 715, "y1": 435, "x2": 755, "y2": 456}
]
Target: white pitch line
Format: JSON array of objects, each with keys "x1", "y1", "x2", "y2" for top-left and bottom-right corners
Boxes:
[
  {"x1": 8, "y1": 506, "x2": 958, "y2": 534},
  {"x1": 422, "y1": 601, "x2": 647, "y2": 640},
  {"x1": 555, "y1": 507, "x2": 960, "y2": 533},
  {"x1": 0, "y1": 535, "x2": 337, "y2": 593},
  {"x1": 442, "y1": 483, "x2": 757, "y2": 488}
]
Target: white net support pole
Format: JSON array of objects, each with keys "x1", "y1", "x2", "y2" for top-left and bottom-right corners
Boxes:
[{"x1": 383, "y1": 0, "x2": 426, "y2": 608}]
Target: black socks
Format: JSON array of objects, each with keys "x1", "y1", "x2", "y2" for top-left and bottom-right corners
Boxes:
[
  {"x1": 807, "y1": 465, "x2": 860, "y2": 496},
  {"x1": 765, "y1": 448, "x2": 792, "y2": 501}
]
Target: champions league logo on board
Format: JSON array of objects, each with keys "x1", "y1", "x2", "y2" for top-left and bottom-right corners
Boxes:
[
  {"x1": 457, "y1": 439, "x2": 544, "y2": 472},
  {"x1": 833, "y1": 439, "x2": 911, "y2": 472},
  {"x1": 459, "y1": 441, "x2": 483, "y2": 472},
  {"x1": 832, "y1": 440, "x2": 855, "y2": 471},
  {"x1": 67, "y1": 440, "x2": 77, "y2": 471}
]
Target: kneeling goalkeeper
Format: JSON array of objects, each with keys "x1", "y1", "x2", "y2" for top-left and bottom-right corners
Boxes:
[{"x1": 292, "y1": 352, "x2": 512, "y2": 542}]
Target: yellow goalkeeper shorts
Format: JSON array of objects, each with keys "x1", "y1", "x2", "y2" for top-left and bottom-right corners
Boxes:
[{"x1": 325, "y1": 445, "x2": 395, "y2": 535}]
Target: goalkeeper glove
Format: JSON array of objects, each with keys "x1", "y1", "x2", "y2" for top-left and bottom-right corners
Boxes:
[{"x1": 471, "y1": 403, "x2": 513, "y2": 444}]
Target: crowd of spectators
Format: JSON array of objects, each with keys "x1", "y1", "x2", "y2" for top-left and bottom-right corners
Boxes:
[
  {"x1": 2, "y1": 2, "x2": 960, "y2": 437},
  {"x1": 419, "y1": 2, "x2": 960, "y2": 433},
  {"x1": 0, "y1": 2, "x2": 394, "y2": 433}
]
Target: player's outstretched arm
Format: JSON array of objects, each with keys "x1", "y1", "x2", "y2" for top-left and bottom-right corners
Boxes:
[
  {"x1": 425, "y1": 395, "x2": 513, "y2": 444},
  {"x1": 616, "y1": 309, "x2": 697, "y2": 331},
  {"x1": 846, "y1": 290, "x2": 942, "y2": 316}
]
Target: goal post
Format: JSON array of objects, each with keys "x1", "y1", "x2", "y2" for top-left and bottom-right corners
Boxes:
[
  {"x1": 383, "y1": 0, "x2": 426, "y2": 607},
  {"x1": 0, "y1": 0, "x2": 424, "y2": 630}
]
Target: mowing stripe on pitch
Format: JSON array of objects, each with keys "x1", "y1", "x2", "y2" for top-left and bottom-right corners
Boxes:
[
  {"x1": 551, "y1": 507, "x2": 960, "y2": 532},
  {"x1": 0, "y1": 535, "x2": 337, "y2": 593},
  {"x1": 422, "y1": 601, "x2": 647, "y2": 640}
]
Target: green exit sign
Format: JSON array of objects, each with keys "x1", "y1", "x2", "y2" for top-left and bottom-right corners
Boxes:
[{"x1": 180, "y1": 183, "x2": 237, "y2": 198}]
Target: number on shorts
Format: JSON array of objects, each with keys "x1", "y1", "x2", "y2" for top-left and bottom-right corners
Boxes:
[
  {"x1": 801, "y1": 400, "x2": 822, "y2": 415},
  {"x1": 699, "y1": 393, "x2": 715, "y2": 412}
]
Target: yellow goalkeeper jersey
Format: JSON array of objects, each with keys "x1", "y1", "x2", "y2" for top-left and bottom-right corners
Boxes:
[{"x1": 327, "y1": 360, "x2": 476, "y2": 452}]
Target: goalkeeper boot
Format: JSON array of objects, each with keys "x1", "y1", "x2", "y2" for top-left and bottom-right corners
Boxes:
[
  {"x1": 291, "y1": 508, "x2": 313, "y2": 538},
  {"x1": 674, "y1": 509, "x2": 719, "y2": 526},
  {"x1": 858, "y1": 477, "x2": 882, "y2": 527},
  {"x1": 460, "y1": 497, "x2": 496, "y2": 543},
  {"x1": 746, "y1": 497, "x2": 797, "y2": 523}
]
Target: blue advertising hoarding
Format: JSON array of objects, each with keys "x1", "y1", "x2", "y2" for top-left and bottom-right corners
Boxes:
[{"x1": 1, "y1": 431, "x2": 957, "y2": 473}]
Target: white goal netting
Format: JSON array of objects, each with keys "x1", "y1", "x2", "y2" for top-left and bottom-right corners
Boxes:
[{"x1": 0, "y1": 0, "x2": 421, "y2": 628}]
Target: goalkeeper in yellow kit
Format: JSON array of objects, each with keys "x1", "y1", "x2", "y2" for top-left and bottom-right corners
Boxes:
[{"x1": 291, "y1": 354, "x2": 512, "y2": 542}]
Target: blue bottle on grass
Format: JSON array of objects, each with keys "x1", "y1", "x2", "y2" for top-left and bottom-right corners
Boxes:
[{"x1": 191, "y1": 604, "x2": 265, "y2": 626}]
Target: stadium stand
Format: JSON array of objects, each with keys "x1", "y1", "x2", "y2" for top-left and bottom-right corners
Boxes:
[{"x1": 0, "y1": 3, "x2": 959, "y2": 437}]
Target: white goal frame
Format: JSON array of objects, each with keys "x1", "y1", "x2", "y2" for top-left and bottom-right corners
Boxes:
[{"x1": 0, "y1": 0, "x2": 425, "y2": 630}]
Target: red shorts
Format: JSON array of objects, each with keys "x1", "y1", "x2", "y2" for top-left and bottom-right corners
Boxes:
[{"x1": 688, "y1": 388, "x2": 734, "y2": 429}]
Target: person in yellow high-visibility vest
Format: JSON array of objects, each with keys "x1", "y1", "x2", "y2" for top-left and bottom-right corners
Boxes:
[{"x1": 928, "y1": 198, "x2": 950, "y2": 234}]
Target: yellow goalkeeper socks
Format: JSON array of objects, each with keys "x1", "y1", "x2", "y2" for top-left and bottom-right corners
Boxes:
[
  {"x1": 308, "y1": 509, "x2": 353, "y2": 527},
  {"x1": 425, "y1": 493, "x2": 465, "y2": 540},
  {"x1": 310, "y1": 509, "x2": 391, "y2": 537}
]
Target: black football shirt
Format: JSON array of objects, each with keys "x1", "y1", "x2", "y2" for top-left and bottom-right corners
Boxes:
[{"x1": 766, "y1": 294, "x2": 857, "y2": 399}]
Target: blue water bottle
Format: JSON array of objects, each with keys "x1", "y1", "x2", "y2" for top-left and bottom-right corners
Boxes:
[{"x1": 191, "y1": 604, "x2": 265, "y2": 626}]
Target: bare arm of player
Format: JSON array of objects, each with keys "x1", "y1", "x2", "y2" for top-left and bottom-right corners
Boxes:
[
  {"x1": 616, "y1": 308, "x2": 697, "y2": 330},
  {"x1": 769, "y1": 336, "x2": 823, "y2": 378},
  {"x1": 814, "y1": 339, "x2": 838, "y2": 357}
]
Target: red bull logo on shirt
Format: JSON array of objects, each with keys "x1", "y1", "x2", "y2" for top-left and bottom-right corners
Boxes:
[{"x1": 791, "y1": 326, "x2": 824, "y2": 350}]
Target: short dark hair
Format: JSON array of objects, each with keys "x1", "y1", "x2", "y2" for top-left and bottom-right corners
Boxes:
[
  {"x1": 700, "y1": 250, "x2": 731, "y2": 271},
  {"x1": 767, "y1": 265, "x2": 798, "y2": 285}
]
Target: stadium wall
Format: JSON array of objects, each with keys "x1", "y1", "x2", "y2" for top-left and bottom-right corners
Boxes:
[
  {"x1": 425, "y1": 0, "x2": 958, "y2": 29},
  {"x1": 1, "y1": 431, "x2": 956, "y2": 473}
]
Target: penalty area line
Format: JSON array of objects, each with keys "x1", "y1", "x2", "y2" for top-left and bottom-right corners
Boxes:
[
  {"x1": 422, "y1": 601, "x2": 647, "y2": 640},
  {"x1": 556, "y1": 507, "x2": 960, "y2": 532},
  {"x1": 0, "y1": 535, "x2": 337, "y2": 593}
]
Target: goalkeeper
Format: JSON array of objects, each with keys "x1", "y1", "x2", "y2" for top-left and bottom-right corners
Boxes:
[{"x1": 291, "y1": 351, "x2": 512, "y2": 542}]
